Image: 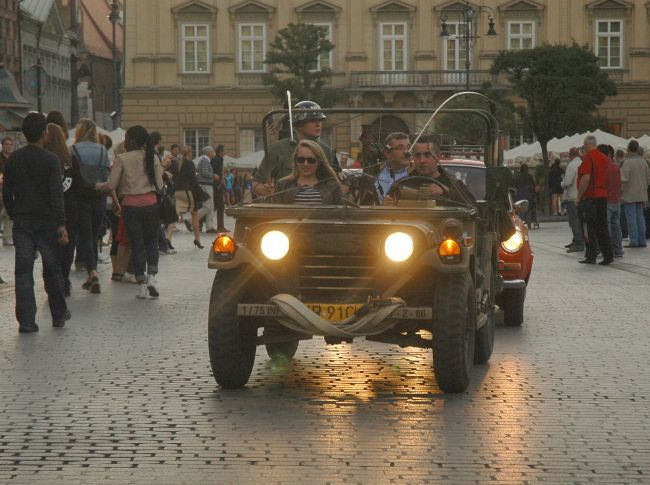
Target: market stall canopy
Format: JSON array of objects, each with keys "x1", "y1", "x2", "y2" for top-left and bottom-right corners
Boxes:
[
  {"x1": 225, "y1": 151, "x2": 264, "y2": 169},
  {"x1": 634, "y1": 134, "x2": 650, "y2": 150}
]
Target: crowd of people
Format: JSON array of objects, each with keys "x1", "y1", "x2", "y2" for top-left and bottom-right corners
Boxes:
[
  {"x1": 515, "y1": 135, "x2": 650, "y2": 265},
  {"x1": 0, "y1": 111, "x2": 241, "y2": 333}
]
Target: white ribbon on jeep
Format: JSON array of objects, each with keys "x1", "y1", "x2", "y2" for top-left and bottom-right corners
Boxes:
[{"x1": 268, "y1": 294, "x2": 405, "y2": 338}]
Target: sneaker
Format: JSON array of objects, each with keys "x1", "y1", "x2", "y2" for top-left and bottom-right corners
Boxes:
[
  {"x1": 578, "y1": 259, "x2": 596, "y2": 264},
  {"x1": 53, "y1": 309, "x2": 72, "y2": 328},
  {"x1": 166, "y1": 239, "x2": 175, "y2": 250},
  {"x1": 566, "y1": 246, "x2": 584, "y2": 253},
  {"x1": 122, "y1": 272, "x2": 137, "y2": 284},
  {"x1": 136, "y1": 283, "x2": 149, "y2": 299},
  {"x1": 147, "y1": 274, "x2": 159, "y2": 298},
  {"x1": 90, "y1": 277, "x2": 101, "y2": 294},
  {"x1": 18, "y1": 322, "x2": 39, "y2": 333},
  {"x1": 564, "y1": 243, "x2": 573, "y2": 248}
]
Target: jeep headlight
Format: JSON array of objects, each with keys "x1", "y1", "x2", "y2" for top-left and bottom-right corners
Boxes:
[
  {"x1": 260, "y1": 230, "x2": 289, "y2": 260},
  {"x1": 501, "y1": 231, "x2": 524, "y2": 253},
  {"x1": 384, "y1": 232, "x2": 414, "y2": 262}
]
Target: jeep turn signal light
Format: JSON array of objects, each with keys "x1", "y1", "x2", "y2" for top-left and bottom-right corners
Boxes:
[
  {"x1": 439, "y1": 238, "x2": 461, "y2": 262},
  {"x1": 213, "y1": 235, "x2": 235, "y2": 256}
]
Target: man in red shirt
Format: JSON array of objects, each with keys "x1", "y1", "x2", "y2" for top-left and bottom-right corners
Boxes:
[{"x1": 575, "y1": 135, "x2": 613, "y2": 265}]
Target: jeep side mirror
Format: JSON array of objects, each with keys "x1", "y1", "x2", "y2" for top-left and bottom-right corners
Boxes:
[
  {"x1": 486, "y1": 166, "x2": 512, "y2": 203},
  {"x1": 513, "y1": 199, "x2": 529, "y2": 214}
]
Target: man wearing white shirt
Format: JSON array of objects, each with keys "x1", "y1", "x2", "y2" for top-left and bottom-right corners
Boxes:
[{"x1": 561, "y1": 147, "x2": 584, "y2": 253}]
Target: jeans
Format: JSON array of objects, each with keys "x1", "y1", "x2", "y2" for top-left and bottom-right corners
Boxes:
[
  {"x1": 565, "y1": 200, "x2": 584, "y2": 247},
  {"x1": 196, "y1": 184, "x2": 217, "y2": 231},
  {"x1": 77, "y1": 196, "x2": 105, "y2": 273},
  {"x1": 123, "y1": 204, "x2": 159, "y2": 283},
  {"x1": 61, "y1": 196, "x2": 80, "y2": 282},
  {"x1": 623, "y1": 202, "x2": 647, "y2": 247},
  {"x1": 585, "y1": 197, "x2": 613, "y2": 262},
  {"x1": 13, "y1": 219, "x2": 68, "y2": 325},
  {"x1": 607, "y1": 202, "x2": 623, "y2": 256}
]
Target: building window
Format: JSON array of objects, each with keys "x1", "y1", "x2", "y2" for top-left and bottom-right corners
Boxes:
[
  {"x1": 508, "y1": 132, "x2": 536, "y2": 150},
  {"x1": 443, "y1": 22, "x2": 470, "y2": 70},
  {"x1": 380, "y1": 22, "x2": 406, "y2": 71},
  {"x1": 310, "y1": 23, "x2": 332, "y2": 71},
  {"x1": 508, "y1": 21, "x2": 535, "y2": 50},
  {"x1": 184, "y1": 128, "x2": 211, "y2": 159},
  {"x1": 596, "y1": 20, "x2": 623, "y2": 68},
  {"x1": 182, "y1": 24, "x2": 209, "y2": 73},
  {"x1": 239, "y1": 23, "x2": 266, "y2": 72},
  {"x1": 239, "y1": 128, "x2": 264, "y2": 155}
]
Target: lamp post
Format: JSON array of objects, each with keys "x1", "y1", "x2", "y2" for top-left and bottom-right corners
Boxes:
[
  {"x1": 70, "y1": 0, "x2": 79, "y2": 124},
  {"x1": 440, "y1": 2, "x2": 497, "y2": 91},
  {"x1": 108, "y1": 1, "x2": 120, "y2": 129}
]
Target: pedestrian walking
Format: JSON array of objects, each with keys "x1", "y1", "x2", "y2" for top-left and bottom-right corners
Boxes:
[
  {"x1": 71, "y1": 119, "x2": 110, "y2": 293},
  {"x1": 211, "y1": 145, "x2": 228, "y2": 232},
  {"x1": 561, "y1": 147, "x2": 584, "y2": 253},
  {"x1": 576, "y1": 135, "x2": 613, "y2": 265},
  {"x1": 196, "y1": 146, "x2": 219, "y2": 232},
  {"x1": 173, "y1": 145, "x2": 204, "y2": 248},
  {"x1": 1, "y1": 112, "x2": 71, "y2": 332},
  {"x1": 0, "y1": 136, "x2": 15, "y2": 246},
  {"x1": 620, "y1": 139, "x2": 650, "y2": 248},
  {"x1": 514, "y1": 164, "x2": 536, "y2": 228},
  {"x1": 600, "y1": 144, "x2": 624, "y2": 258},
  {"x1": 96, "y1": 125, "x2": 164, "y2": 299},
  {"x1": 549, "y1": 158, "x2": 565, "y2": 216}
]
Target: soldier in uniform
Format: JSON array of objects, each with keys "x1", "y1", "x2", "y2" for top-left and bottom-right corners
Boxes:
[{"x1": 253, "y1": 101, "x2": 339, "y2": 198}]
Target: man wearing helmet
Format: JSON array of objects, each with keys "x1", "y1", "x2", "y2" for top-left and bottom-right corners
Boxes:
[{"x1": 253, "y1": 101, "x2": 340, "y2": 198}]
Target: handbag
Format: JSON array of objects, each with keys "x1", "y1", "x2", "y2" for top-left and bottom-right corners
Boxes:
[
  {"x1": 192, "y1": 185, "x2": 211, "y2": 203},
  {"x1": 159, "y1": 190, "x2": 177, "y2": 224}
]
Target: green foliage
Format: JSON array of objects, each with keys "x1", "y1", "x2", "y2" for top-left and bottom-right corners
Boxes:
[
  {"x1": 490, "y1": 43, "x2": 617, "y2": 147},
  {"x1": 262, "y1": 23, "x2": 339, "y2": 107},
  {"x1": 491, "y1": 43, "x2": 617, "y2": 214}
]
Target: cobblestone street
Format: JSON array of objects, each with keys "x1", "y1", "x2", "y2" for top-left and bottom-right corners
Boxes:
[{"x1": 1, "y1": 220, "x2": 649, "y2": 484}]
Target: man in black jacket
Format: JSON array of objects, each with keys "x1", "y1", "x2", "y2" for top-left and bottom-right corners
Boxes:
[
  {"x1": 2, "y1": 112, "x2": 71, "y2": 332},
  {"x1": 211, "y1": 144, "x2": 228, "y2": 232}
]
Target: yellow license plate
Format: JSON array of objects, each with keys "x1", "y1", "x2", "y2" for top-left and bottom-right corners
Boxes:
[{"x1": 306, "y1": 303, "x2": 364, "y2": 321}]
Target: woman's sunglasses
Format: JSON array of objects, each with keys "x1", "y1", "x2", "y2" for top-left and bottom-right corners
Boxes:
[{"x1": 296, "y1": 156, "x2": 318, "y2": 165}]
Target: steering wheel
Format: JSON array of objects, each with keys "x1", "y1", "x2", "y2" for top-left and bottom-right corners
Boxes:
[{"x1": 388, "y1": 176, "x2": 448, "y2": 200}]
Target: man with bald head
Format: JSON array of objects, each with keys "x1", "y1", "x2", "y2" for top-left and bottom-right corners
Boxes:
[{"x1": 575, "y1": 135, "x2": 613, "y2": 265}]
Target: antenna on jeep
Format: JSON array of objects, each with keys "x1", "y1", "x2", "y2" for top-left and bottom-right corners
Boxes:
[{"x1": 287, "y1": 90, "x2": 294, "y2": 143}]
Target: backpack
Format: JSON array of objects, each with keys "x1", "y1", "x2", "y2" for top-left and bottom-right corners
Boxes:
[{"x1": 71, "y1": 145, "x2": 108, "y2": 198}]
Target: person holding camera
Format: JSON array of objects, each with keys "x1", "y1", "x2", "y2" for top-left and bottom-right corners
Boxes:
[{"x1": 2, "y1": 112, "x2": 71, "y2": 332}]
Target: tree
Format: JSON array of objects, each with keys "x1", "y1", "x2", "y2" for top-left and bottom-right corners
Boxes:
[
  {"x1": 263, "y1": 23, "x2": 338, "y2": 107},
  {"x1": 491, "y1": 43, "x2": 617, "y2": 214}
]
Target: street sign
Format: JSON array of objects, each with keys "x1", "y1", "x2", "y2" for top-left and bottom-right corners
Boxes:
[{"x1": 24, "y1": 64, "x2": 48, "y2": 97}]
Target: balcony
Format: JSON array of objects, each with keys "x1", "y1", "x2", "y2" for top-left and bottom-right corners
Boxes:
[
  {"x1": 603, "y1": 69, "x2": 629, "y2": 84},
  {"x1": 350, "y1": 70, "x2": 498, "y2": 90}
]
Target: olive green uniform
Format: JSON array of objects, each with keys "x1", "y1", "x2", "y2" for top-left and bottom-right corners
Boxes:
[{"x1": 253, "y1": 137, "x2": 339, "y2": 184}]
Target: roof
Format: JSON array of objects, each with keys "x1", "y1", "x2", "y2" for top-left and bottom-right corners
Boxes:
[
  {"x1": 81, "y1": 0, "x2": 123, "y2": 60},
  {"x1": 20, "y1": 0, "x2": 55, "y2": 24},
  {"x1": 0, "y1": 66, "x2": 30, "y2": 108}
]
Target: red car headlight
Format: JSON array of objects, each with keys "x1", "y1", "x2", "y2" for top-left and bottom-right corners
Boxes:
[{"x1": 501, "y1": 231, "x2": 524, "y2": 253}]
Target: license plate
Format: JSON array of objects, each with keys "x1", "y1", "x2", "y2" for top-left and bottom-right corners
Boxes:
[
  {"x1": 237, "y1": 304, "x2": 283, "y2": 317},
  {"x1": 305, "y1": 303, "x2": 364, "y2": 322}
]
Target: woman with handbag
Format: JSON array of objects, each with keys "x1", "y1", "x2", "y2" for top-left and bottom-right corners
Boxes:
[
  {"x1": 96, "y1": 125, "x2": 164, "y2": 299},
  {"x1": 173, "y1": 145, "x2": 204, "y2": 249}
]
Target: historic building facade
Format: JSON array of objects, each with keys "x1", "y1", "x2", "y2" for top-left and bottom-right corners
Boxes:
[{"x1": 122, "y1": 0, "x2": 650, "y2": 158}]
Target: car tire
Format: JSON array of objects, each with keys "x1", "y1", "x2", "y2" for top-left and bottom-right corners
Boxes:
[
  {"x1": 474, "y1": 306, "x2": 495, "y2": 364},
  {"x1": 432, "y1": 272, "x2": 476, "y2": 393},
  {"x1": 208, "y1": 269, "x2": 258, "y2": 389},
  {"x1": 501, "y1": 286, "x2": 526, "y2": 327}
]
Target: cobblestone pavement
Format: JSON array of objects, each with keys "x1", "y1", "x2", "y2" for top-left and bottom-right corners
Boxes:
[{"x1": 1, "y1": 220, "x2": 649, "y2": 484}]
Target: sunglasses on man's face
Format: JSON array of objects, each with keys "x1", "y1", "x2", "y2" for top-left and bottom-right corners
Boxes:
[{"x1": 296, "y1": 156, "x2": 318, "y2": 165}]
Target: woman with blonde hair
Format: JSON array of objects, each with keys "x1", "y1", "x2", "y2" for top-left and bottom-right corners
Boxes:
[
  {"x1": 171, "y1": 145, "x2": 203, "y2": 248},
  {"x1": 273, "y1": 139, "x2": 342, "y2": 204},
  {"x1": 71, "y1": 118, "x2": 109, "y2": 294}
]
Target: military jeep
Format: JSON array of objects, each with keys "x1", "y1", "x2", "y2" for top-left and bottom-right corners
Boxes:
[{"x1": 207, "y1": 102, "x2": 513, "y2": 393}]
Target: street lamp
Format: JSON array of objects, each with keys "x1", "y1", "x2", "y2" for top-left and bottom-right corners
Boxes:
[
  {"x1": 440, "y1": 2, "x2": 497, "y2": 91},
  {"x1": 108, "y1": 1, "x2": 120, "y2": 129}
]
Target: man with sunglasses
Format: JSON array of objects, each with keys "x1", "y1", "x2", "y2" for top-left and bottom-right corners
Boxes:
[
  {"x1": 253, "y1": 100, "x2": 339, "y2": 198},
  {"x1": 376, "y1": 132, "x2": 412, "y2": 204}
]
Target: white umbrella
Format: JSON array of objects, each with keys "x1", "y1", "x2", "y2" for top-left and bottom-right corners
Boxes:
[{"x1": 224, "y1": 150, "x2": 264, "y2": 169}]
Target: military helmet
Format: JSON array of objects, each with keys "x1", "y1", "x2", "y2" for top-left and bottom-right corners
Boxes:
[{"x1": 292, "y1": 100, "x2": 326, "y2": 125}]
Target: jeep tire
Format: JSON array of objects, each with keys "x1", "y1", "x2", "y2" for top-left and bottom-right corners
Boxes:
[
  {"x1": 500, "y1": 286, "x2": 525, "y2": 327},
  {"x1": 433, "y1": 273, "x2": 476, "y2": 393},
  {"x1": 474, "y1": 307, "x2": 495, "y2": 364},
  {"x1": 208, "y1": 269, "x2": 258, "y2": 389}
]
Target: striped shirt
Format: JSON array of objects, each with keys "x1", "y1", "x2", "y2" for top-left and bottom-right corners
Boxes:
[{"x1": 294, "y1": 185, "x2": 322, "y2": 204}]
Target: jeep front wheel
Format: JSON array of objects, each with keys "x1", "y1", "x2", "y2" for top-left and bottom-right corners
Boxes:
[
  {"x1": 208, "y1": 269, "x2": 258, "y2": 389},
  {"x1": 433, "y1": 273, "x2": 476, "y2": 393}
]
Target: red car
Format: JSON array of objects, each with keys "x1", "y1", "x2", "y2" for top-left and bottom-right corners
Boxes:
[{"x1": 440, "y1": 159, "x2": 534, "y2": 326}]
